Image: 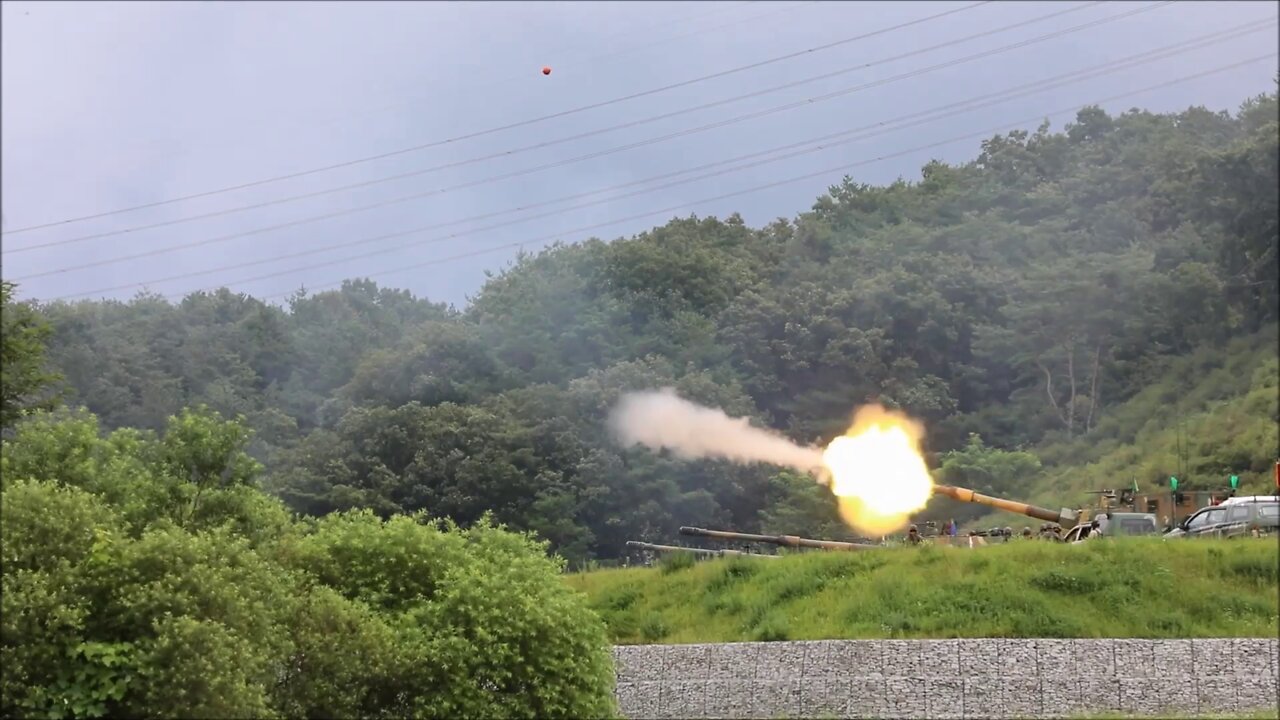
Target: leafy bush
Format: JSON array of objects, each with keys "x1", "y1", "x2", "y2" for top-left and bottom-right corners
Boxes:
[
  {"x1": 1, "y1": 410, "x2": 617, "y2": 719},
  {"x1": 286, "y1": 511, "x2": 618, "y2": 718}
]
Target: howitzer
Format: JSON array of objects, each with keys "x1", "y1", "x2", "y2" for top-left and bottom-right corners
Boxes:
[
  {"x1": 933, "y1": 484, "x2": 1081, "y2": 528},
  {"x1": 678, "y1": 526, "x2": 879, "y2": 551},
  {"x1": 625, "y1": 541, "x2": 777, "y2": 558}
]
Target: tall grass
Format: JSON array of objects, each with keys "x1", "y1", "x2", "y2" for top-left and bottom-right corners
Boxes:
[
  {"x1": 1077, "y1": 711, "x2": 1280, "y2": 720},
  {"x1": 564, "y1": 538, "x2": 1279, "y2": 644}
]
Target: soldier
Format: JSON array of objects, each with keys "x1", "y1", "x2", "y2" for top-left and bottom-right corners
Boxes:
[
  {"x1": 906, "y1": 524, "x2": 923, "y2": 545},
  {"x1": 1021, "y1": 526, "x2": 1033, "y2": 540},
  {"x1": 1086, "y1": 518, "x2": 1103, "y2": 540}
]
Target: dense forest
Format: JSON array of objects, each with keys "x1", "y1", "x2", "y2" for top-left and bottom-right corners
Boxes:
[{"x1": 7, "y1": 91, "x2": 1278, "y2": 562}]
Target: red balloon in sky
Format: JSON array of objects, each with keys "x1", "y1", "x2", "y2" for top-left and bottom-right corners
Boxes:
[{"x1": 542, "y1": 66, "x2": 552, "y2": 75}]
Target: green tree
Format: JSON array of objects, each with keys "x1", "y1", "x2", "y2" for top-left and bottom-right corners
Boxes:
[
  {"x1": 1, "y1": 479, "x2": 297, "y2": 719},
  {"x1": 2, "y1": 409, "x2": 619, "y2": 718},
  {"x1": 924, "y1": 434, "x2": 1044, "y2": 525},
  {"x1": 1192, "y1": 93, "x2": 1279, "y2": 329},
  {"x1": 1, "y1": 281, "x2": 61, "y2": 429},
  {"x1": 19, "y1": 90, "x2": 1280, "y2": 553},
  {"x1": 285, "y1": 511, "x2": 618, "y2": 718},
  {"x1": 757, "y1": 471, "x2": 853, "y2": 541}
]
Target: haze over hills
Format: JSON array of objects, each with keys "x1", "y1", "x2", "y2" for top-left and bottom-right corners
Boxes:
[
  {"x1": 5, "y1": 5, "x2": 1279, "y2": 717},
  {"x1": 9, "y1": 91, "x2": 1277, "y2": 562}
]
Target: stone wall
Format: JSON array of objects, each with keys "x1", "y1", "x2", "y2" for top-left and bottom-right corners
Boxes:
[{"x1": 613, "y1": 638, "x2": 1279, "y2": 719}]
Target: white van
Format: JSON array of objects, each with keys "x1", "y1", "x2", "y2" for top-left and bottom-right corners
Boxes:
[{"x1": 1220, "y1": 495, "x2": 1280, "y2": 506}]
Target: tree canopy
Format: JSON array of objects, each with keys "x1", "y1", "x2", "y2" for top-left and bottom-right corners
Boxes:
[{"x1": 13, "y1": 92, "x2": 1280, "y2": 563}]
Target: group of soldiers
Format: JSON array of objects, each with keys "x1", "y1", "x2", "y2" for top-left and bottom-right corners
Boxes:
[{"x1": 904, "y1": 520, "x2": 1084, "y2": 545}]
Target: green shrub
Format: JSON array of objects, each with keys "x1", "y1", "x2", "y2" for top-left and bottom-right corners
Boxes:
[
  {"x1": 658, "y1": 549, "x2": 696, "y2": 574},
  {"x1": 286, "y1": 511, "x2": 618, "y2": 719},
  {"x1": 750, "y1": 613, "x2": 791, "y2": 641},
  {"x1": 1, "y1": 479, "x2": 296, "y2": 719},
  {"x1": 639, "y1": 613, "x2": 669, "y2": 642},
  {"x1": 2, "y1": 411, "x2": 619, "y2": 719}
]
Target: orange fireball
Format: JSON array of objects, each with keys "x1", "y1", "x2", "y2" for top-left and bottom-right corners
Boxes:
[{"x1": 821, "y1": 405, "x2": 933, "y2": 535}]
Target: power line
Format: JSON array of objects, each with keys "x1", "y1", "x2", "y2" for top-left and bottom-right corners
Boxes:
[
  {"x1": 86, "y1": 2, "x2": 810, "y2": 170},
  {"x1": 247, "y1": 54, "x2": 1273, "y2": 304},
  {"x1": 9, "y1": 3, "x2": 1152, "y2": 276},
  {"x1": 0, "y1": 0, "x2": 1000, "y2": 236},
  {"x1": 46, "y1": 19, "x2": 1275, "y2": 300},
  {"x1": 6, "y1": 0, "x2": 1140, "y2": 256},
  {"x1": 136, "y1": 53, "x2": 1269, "y2": 305},
  {"x1": 8, "y1": 1, "x2": 1096, "y2": 248},
  {"x1": 14, "y1": 8, "x2": 1139, "y2": 274}
]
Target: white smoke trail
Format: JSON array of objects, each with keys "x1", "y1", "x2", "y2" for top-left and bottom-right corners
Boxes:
[{"x1": 608, "y1": 388, "x2": 825, "y2": 474}]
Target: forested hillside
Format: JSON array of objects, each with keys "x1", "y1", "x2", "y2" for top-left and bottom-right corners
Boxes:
[{"x1": 18, "y1": 92, "x2": 1279, "y2": 562}]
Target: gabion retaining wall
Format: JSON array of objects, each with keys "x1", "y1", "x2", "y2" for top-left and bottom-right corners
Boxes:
[{"x1": 613, "y1": 638, "x2": 1280, "y2": 719}]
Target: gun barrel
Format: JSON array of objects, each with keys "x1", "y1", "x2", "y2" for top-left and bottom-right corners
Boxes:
[
  {"x1": 677, "y1": 526, "x2": 878, "y2": 551},
  {"x1": 933, "y1": 484, "x2": 1078, "y2": 528},
  {"x1": 625, "y1": 540, "x2": 776, "y2": 558}
]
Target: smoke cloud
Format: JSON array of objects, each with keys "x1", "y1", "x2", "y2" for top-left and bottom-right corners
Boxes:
[{"x1": 608, "y1": 388, "x2": 825, "y2": 474}]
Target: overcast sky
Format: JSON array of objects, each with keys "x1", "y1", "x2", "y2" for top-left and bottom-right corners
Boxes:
[{"x1": 2, "y1": 0, "x2": 1277, "y2": 309}]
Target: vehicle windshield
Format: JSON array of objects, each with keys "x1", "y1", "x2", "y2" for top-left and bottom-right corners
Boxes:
[{"x1": 1185, "y1": 509, "x2": 1218, "y2": 530}]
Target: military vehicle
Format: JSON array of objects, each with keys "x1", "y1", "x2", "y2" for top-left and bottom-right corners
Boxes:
[
  {"x1": 1060, "y1": 512, "x2": 1159, "y2": 542},
  {"x1": 626, "y1": 484, "x2": 1165, "y2": 559},
  {"x1": 932, "y1": 484, "x2": 1160, "y2": 542},
  {"x1": 677, "y1": 526, "x2": 879, "y2": 551},
  {"x1": 933, "y1": 484, "x2": 1081, "y2": 528},
  {"x1": 624, "y1": 540, "x2": 777, "y2": 559}
]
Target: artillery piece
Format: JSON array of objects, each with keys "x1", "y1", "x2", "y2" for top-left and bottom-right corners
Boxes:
[
  {"x1": 932, "y1": 484, "x2": 1083, "y2": 529},
  {"x1": 678, "y1": 526, "x2": 879, "y2": 551},
  {"x1": 625, "y1": 540, "x2": 777, "y2": 559},
  {"x1": 649, "y1": 484, "x2": 1139, "y2": 561},
  {"x1": 931, "y1": 484, "x2": 1159, "y2": 540}
]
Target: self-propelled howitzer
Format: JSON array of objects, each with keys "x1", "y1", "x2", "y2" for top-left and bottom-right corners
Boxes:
[
  {"x1": 932, "y1": 484, "x2": 1081, "y2": 529},
  {"x1": 678, "y1": 526, "x2": 879, "y2": 551},
  {"x1": 625, "y1": 540, "x2": 778, "y2": 559}
]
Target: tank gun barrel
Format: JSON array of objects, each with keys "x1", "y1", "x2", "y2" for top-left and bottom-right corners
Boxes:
[
  {"x1": 625, "y1": 540, "x2": 777, "y2": 558},
  {"x1": 678, "y1": 526, "x2": 878, "y2": 551},
  {"x1": 933, "y1": 484, "x2": 1079, "y2": 528}
]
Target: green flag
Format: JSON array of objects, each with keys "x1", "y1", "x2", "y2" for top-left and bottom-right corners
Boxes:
[
  {"x1": 1170, "y1": 476, "x2": 1179, "y2": 492},
  {"x1": 1132, "y1": 478, "x2": 1139, "y2": 492}
]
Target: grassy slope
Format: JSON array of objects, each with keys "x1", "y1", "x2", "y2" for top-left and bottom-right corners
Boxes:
[
  {"x1": 564, "y1": 539, "x2": 1278, "y2": 645},
  {"x1": 1027, "y1": 329, "x2": 1279, "y2": 509},
  {"x1": 1080, "y1": 707, "x2": 1280, "y2": 712}
]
